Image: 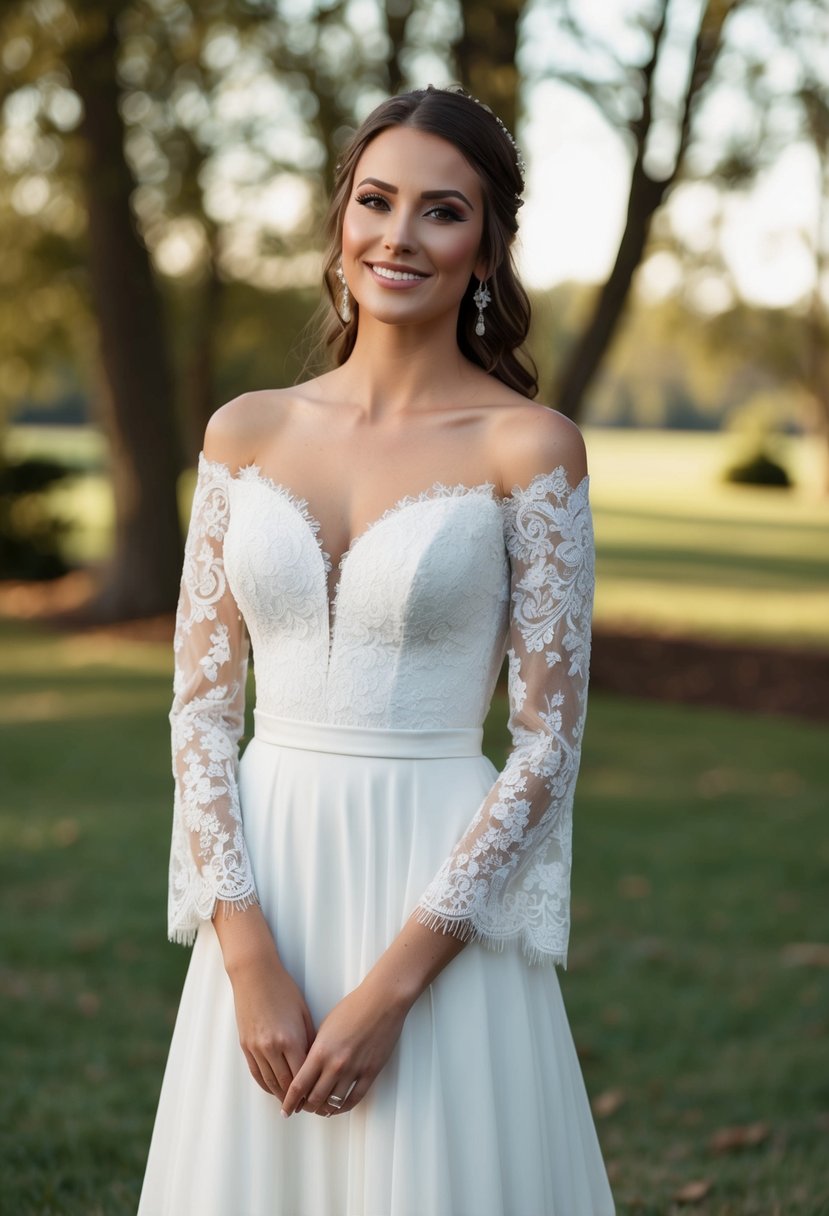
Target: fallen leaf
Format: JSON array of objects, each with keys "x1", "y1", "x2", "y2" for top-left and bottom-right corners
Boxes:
[
  {"x1": 708, "y1": 1121, "x2": 771, "y2": 1154},
  {"x1": 76, "y1": 991, "x2": 101, "y2": 1017},
  {"x1": 673, "y1": 1178, "x2": 713, "y2": 1203},
  {"x1": 781, "y1": 943, "x2": 829, "y2": 968},
  {"x1": 53, "y1": 818, "x2": 80, "y2": 847},
  {"x1": 592, "y1": 1088, "x2": 626, "y2": 1118},
  {"x1": 618, "y1": 874, "x2": 651, "y2": 899}
]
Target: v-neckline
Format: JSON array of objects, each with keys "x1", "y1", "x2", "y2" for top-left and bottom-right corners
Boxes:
[{"x1": 217, "y1": 455, "x2": 502, "y2": 659}]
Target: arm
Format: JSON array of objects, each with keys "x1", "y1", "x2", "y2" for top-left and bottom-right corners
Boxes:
[
  {"x1": 168, "y1": 449, "x2": 315, "y2": 1098},
  {"x1": 167, "y1": 454, "x2": 258, "y2": 942},
  {"x1": 411, "y1": 456, "x2": 595, "y2": 966}
]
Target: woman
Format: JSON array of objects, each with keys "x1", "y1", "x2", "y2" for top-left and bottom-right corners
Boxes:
[{"x1": 139, "y1": 85, "x2": 615, "y2": 1215}]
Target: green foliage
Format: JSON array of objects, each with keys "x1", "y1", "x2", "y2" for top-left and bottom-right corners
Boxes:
[
  {"x1": 1, "y1": 620, "x2": 828, "y2": 1213},
  {"x1": 724, "y1": 448, "x2": 792, "y2": 488},
  {"x1": 0, "y1": 456, "x2": 75, "y2": 578}
]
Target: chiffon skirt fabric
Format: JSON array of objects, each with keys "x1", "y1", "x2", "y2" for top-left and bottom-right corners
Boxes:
[{"x1": 139, "y1": 713, "x2": 616, "y2": 1216}]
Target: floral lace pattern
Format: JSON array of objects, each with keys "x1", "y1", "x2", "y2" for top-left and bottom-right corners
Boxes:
[
  {"x1": 413, "y1": 472, "x2": 594, "y2": 965},
  {"x1": 167, "y1": 453, "x2": 594, "y2": 964},
  {"x1": 168, "y1": 459, "x2": 258, "y2": 944}
]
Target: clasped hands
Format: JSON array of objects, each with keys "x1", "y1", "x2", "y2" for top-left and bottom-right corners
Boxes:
[
  {"x1": 216, "y1": 902, "x2": 466, "y2": 1119},
  {"x1": 228, "y1": 954, "x2": 410, "y2": 1119}
]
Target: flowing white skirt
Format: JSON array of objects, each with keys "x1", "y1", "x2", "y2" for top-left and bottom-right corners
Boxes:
[{"x1": 139, "y1": 713, "x2": 616, "y2": 1216}]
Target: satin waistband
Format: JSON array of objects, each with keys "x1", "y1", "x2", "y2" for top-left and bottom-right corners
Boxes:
[{"x1": 253, "y1": 710, "x2": 483, "y2": 759}]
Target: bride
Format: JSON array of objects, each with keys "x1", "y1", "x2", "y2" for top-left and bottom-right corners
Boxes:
[{"x1": 139, "y1": 84, "x2": 615, "y2": 1215}]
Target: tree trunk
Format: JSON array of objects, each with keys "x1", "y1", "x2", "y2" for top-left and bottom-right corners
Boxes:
[
  {"x1": 69, "y1": 11, "x2": 183, "y2": 620},
  {"x1": 454, "y1": 0, "x2": 523, "y2": 133},
  {"x1": 551, "y1": 0, "x2": 736, "y2": 421},
  {"x1": 806, "y1": 140, "x2": 829, "y2": 493},
  {"x1": 386, "y1": 0, "x2": 414, "y2": 96},
  {"x1": 185, "y1": 237, "x2": 224, "y2": 463},
  {"x1": 554, "y1": 162, "x2": 667, "y2": 418}
]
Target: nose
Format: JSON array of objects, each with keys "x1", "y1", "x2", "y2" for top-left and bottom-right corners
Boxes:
[{"x1": 383, "y1": 206, "x2": 417, "y2": 254}]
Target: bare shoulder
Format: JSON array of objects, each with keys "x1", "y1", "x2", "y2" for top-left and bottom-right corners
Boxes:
[
  {"x1": 202, "y1": 387, "x2": 297, "y2": 473},
  {"x1": 490, "y1": 399, "x2": 587, "y2": 495}
]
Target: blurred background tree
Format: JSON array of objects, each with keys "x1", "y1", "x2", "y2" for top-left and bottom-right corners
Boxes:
[{"x1": 0, "y1": 0, "x2": 827, "y2": 619}]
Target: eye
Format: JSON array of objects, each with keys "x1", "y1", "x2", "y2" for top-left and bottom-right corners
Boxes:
[
  {"x1": 355, "y1": 192, "x2": 389, "y2": 210},
  {"x1": 426, "y1": 204, "x2": 464, "y2": 223}
]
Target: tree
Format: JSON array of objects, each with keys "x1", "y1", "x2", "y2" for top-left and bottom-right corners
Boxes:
[
  {"x1": 653, "y1": 0, "x2": 829, "y2": 489},
  {"x1": 0, "y1": 0, "x2": 414, "y2": 618},
  {"x1": 67, "y1": 7, "x2": 184, "y2": 619},
  {"x1": 453, "y1": 0, "x2": 523, "y2": 134},
  {"x1": 530, "y1": 0, "x2": 742, "y2": 421}
]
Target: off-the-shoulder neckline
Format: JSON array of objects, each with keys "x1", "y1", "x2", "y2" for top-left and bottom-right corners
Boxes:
[
  {"x1": 196, "y1": 450, "x2": 589, "y2": 506},
  {"x1": 194, "y1": 452, "x2": 589, "y2": 661}
]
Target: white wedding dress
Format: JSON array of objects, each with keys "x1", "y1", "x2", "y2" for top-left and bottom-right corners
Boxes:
[{"x1": 138, "y1": 452, "x2": 615, "y2": 1216}]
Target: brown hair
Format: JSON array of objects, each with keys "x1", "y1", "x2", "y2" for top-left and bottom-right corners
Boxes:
[{"x1": 313, "y1": 85, "x2": 538, "y2": 399}]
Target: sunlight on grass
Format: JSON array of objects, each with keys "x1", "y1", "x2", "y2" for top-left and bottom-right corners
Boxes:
[{"x1": 587, "y1": 429, "x2": 829, "y2": 648}]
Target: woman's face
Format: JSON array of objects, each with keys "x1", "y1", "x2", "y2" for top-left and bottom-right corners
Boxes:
[{"x1": 340, "y1": 125, "x2": 487, "y2": 330}]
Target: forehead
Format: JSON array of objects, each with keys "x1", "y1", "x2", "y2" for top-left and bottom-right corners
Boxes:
[{"x1": 354, "y1": 126, "x2": 482, "y2": 200}]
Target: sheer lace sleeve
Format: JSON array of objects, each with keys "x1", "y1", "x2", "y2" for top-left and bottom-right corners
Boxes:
[
  {"x1": 167, "y1": 454, "x2": 259, "y2": 945},
  {"x1": 413, "y1": 465, "x2": 594, "y2": 966}
]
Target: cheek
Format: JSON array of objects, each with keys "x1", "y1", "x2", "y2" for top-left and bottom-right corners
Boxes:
[
  {"x1": 435, "y1": 226, "x2": 483, "y2": 271},
  {"x1": 341, "y1": 205, "x2": 373, "y2": 256}
]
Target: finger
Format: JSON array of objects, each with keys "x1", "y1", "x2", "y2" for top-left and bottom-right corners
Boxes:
[
  {"x1": 336, "y1": 1075, "x2": 371, "y2": 1115},
  {"x1": 242, "y1": 1048, "x2": 273, "y2": 1097},
  {"x1": 282, "y1": 1057, "x2": 321, "y2": 1118},
  {"x1": 304, "y1": 1069, "x2": 345, "y2": 1116},
  {"x1": 320, "y1": 1076, "x2": 357, "y2": 1117},
  {"x1": 283, "y1": 1042, "x2": 309, "y2": 1085},
  {"x1": 253, "y1": 1051, "x2": 287, "y2": 1099},
  {"x1": 269, "y1": 1051, "x2": 295, "y2": 1096}
]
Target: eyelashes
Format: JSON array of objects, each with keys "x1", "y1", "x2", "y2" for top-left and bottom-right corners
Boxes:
[
  {"x1": 355, "y1": 192, "x2": 389, "y2": 210},
  {"x1": 354, "y1": 193, "x2": 465, "y2": 223}
]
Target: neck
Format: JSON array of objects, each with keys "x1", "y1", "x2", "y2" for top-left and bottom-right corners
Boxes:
[{"x1": 336, "y1": 311, "x2": 474, "y2": 422}]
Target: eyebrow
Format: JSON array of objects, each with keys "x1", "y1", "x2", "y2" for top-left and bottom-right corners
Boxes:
[{"x1": 356, "y1": 177, "x2": 474, "y2": 209}]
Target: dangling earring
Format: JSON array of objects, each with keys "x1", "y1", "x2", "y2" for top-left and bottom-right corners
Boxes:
[
  {"x1": 336, "y1": 258, "x2": 351, "y2": 323},
  {"x1": 473, "y1": 279, "x2": 491, "y2": 337}
]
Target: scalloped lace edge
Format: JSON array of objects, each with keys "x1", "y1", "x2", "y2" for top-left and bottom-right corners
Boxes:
[
  {"x1": 413, "y1": 904, "x2": 568, "y2": 969},
  {"x1": 168, "y1": 890, "x2": 260, "y2": 947},
  {"x1": 197, "y1": 450, "x2": 588, "y2": 539}
]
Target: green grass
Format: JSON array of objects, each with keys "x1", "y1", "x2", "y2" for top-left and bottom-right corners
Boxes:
[
  {"x1": 7, "y1": 424, "x2": 829, "y2": 649},
  {"x1": 2, "y1": 618, "x2": 828, "y2": 1214},
  {"x1": 587, "y1": 429, "x2": 829, "y2": 649}
]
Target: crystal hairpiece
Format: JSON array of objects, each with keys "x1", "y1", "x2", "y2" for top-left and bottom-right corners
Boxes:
[
  {"x1": 470, "y1": 99, "x2": 526, "y2": 190},
  {"x1": 444, "y1": 84, "x2": 526, "y2": 195}
]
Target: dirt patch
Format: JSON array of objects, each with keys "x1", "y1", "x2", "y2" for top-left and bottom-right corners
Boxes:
[{"x1": 591, "y1": 628, "x2": 829, "y2": 722}]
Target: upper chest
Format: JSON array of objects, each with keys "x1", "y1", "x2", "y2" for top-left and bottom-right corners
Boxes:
[
  {"x1": 222, "y1": 469, "x2": 511, "y2": 653},
  {"x1": 244, "y1": 405, "x2": 508, "y2": 572}
]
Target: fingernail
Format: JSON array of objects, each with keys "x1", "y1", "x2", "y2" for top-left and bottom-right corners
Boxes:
[{"x1": 281, "y1": 1109, "x2": 289, "y2": 1119}]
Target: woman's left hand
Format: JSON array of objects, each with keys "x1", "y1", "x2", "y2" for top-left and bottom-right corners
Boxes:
[{"x1": 280, "y1": 975, "x2": 410, "y2": 1118}]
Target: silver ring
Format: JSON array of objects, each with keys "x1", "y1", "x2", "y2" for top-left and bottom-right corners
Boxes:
[{"x1": 326, "y1": 1094, "x2": 344, "y2": 1108}]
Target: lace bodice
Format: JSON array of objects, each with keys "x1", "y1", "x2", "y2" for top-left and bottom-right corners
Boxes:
[{"x1": 168, "y1": 452, "x2": 595, "y2": 966}]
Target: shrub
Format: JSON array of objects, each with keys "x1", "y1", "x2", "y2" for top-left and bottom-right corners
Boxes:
[
  {"x1": 0, "y1": 457, "x2": 75, "y2": 579},
  {"x1": 723, "y1": 448, "x2": 792, "y2": 488}
]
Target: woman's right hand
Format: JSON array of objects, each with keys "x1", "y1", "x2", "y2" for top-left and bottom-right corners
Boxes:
[{"x1": 212, "y1": 904, "x2": 316, "y2": 1101}]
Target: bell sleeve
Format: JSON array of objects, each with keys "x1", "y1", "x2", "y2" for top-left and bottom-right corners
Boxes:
[
  {"x1": 167, "y1": 454, "x2": 259, "y2": 945},
  {"x1": 413, "y1": 464, "x2": 595, "y2": 966}
]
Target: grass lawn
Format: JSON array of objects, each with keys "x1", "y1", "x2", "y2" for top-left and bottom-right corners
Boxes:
[{"x1": 1, "y1": 618, "x2": 827, "y2": 1215}]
